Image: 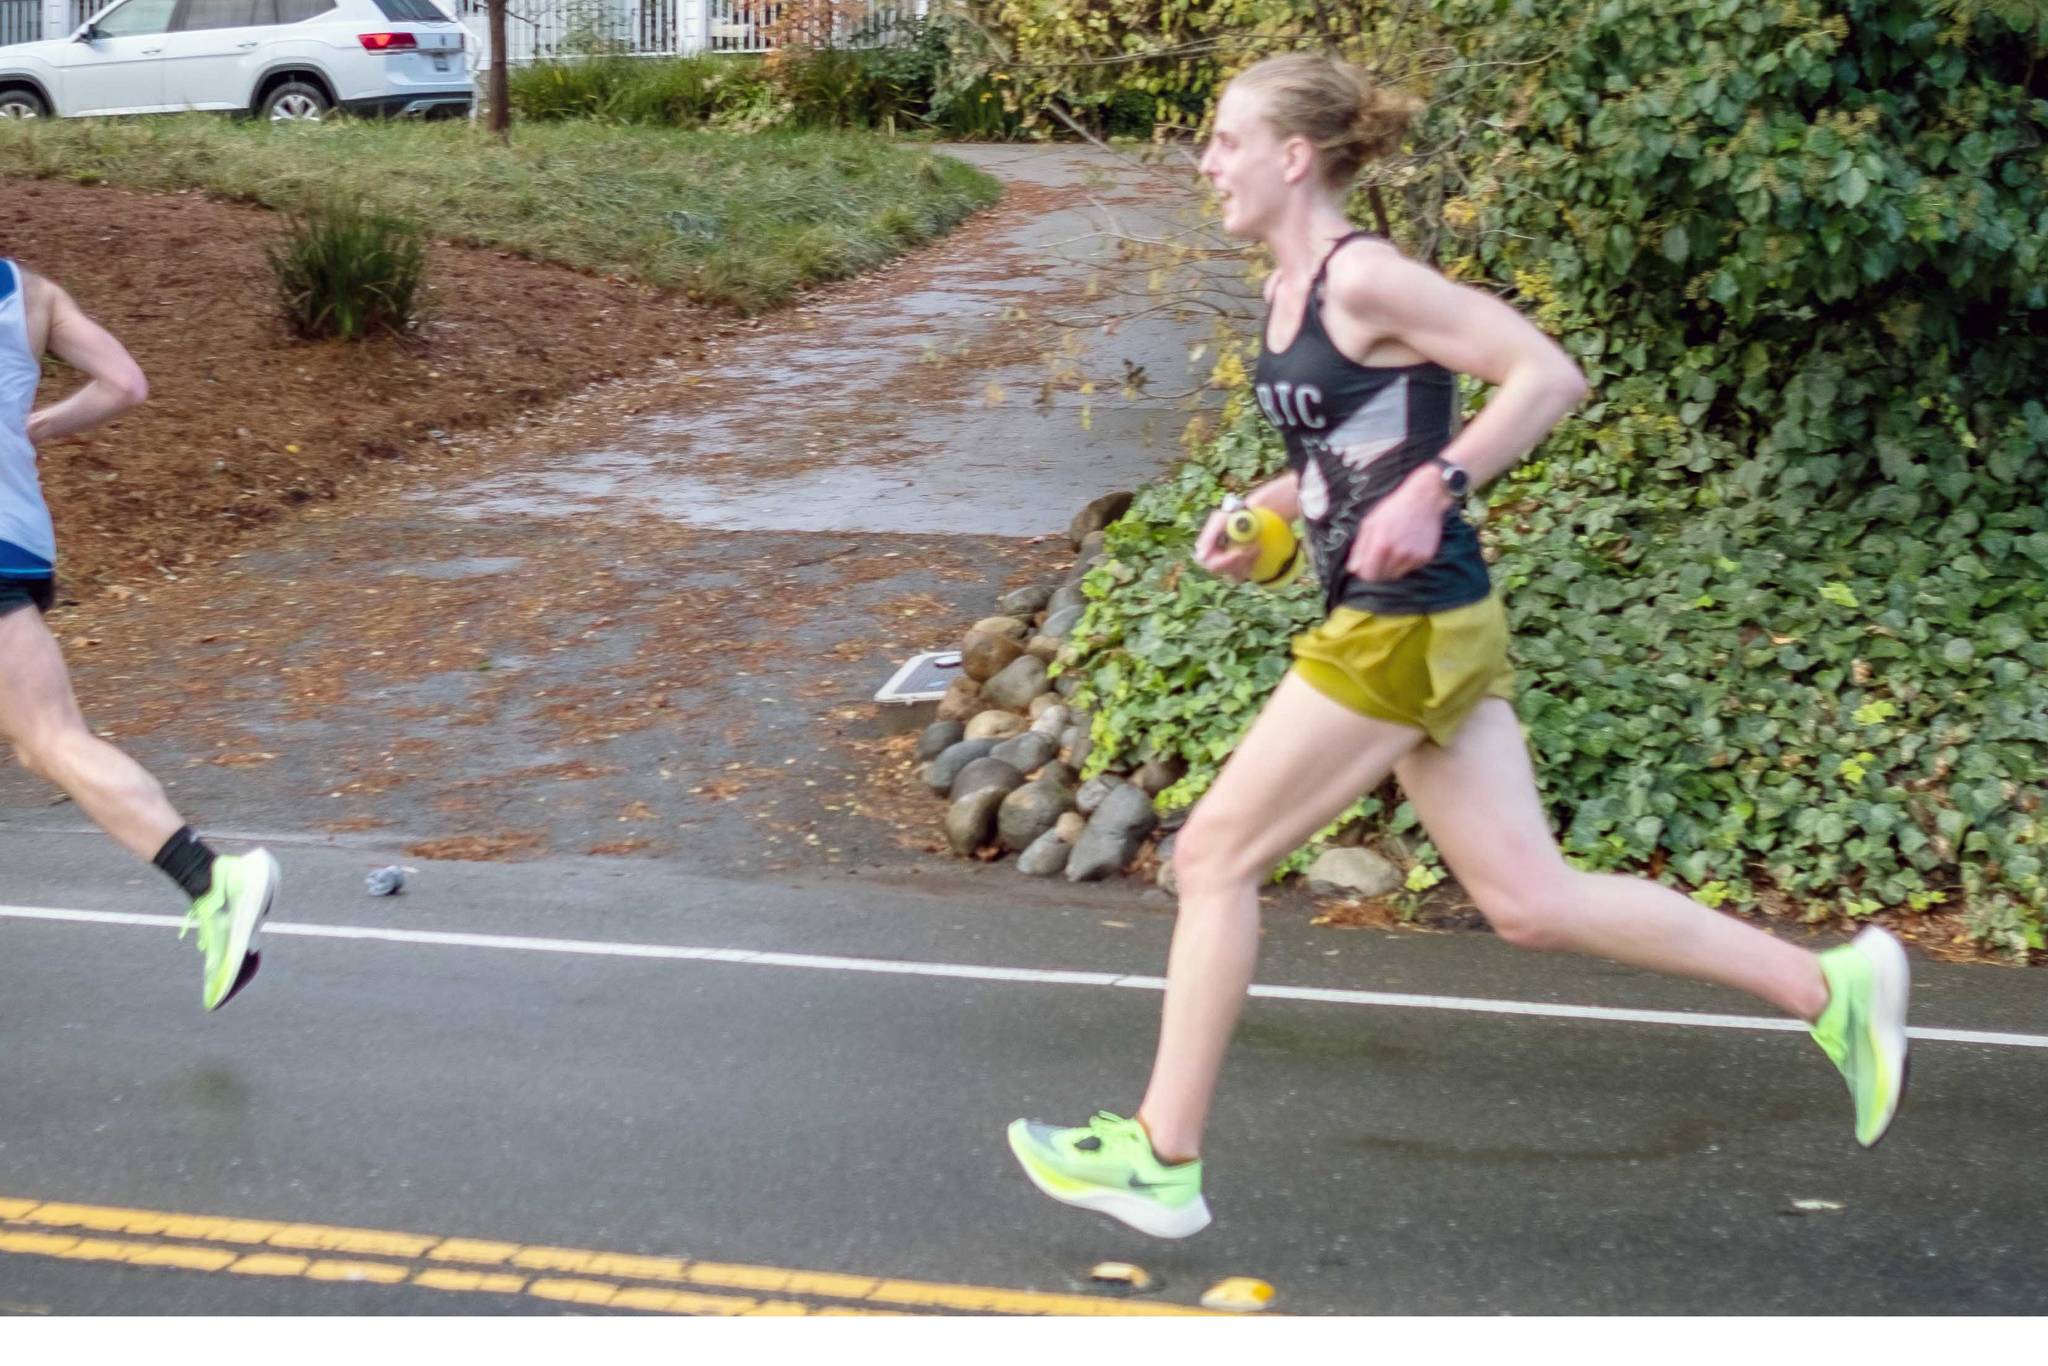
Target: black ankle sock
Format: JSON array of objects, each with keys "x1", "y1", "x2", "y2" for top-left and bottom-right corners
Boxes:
[{"x1": 153, "y1": 826, "x2": 218, "y2": 900}]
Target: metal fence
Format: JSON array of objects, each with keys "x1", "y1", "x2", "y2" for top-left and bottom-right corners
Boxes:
[
  {"x1": 0, "y1": 0, "x2": 42, "y2": 46},
  {"x1": 714, "y1": 2, "x2": 923, "y2": 53},
  {"x1": 706, "y1": 0, "x2": 776, "y2": 54},
  {"x1": 457, "y1": 0, "x2": 923, "y2": 66},
  {"x1": 6, "y1": 0, "x2": 918, "y2": 54},
  {"x1": 3, "y1": 0, "x2": 103, "y2": 45}
]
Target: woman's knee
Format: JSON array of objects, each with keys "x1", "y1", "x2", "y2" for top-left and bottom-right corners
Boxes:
[
  {"x1": 1172, "y1": 805, "x2": 1264, "y2": 896},
  {"x1": 1471, "y1": 869, "x2": 1581, "y2": 952}
]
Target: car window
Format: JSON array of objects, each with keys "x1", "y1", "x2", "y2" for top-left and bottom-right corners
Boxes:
[
  {"x1": 93, "y1": 0, "x2": 181, "y2": 36},
  {"x1": 273, "y1": 0, "x2": 336, "y2": 21},
  {"x1": 175, "y1": 0, "x2": 258, "y2": 30},
  {"x1": 371, "y1": 0, "x2": 450, "y2": 20}
]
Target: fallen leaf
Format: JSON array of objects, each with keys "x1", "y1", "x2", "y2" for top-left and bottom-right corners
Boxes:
[
  {"x1": 1089, "y1": 1262, "x2": 1153, "y2": 1291},
  {"x1": 1200, "y1": 1277, "x2": 1274, "y2": 1312}
]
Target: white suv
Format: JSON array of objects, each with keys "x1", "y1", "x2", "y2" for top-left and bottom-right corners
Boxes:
[{"x1": 0, "y1": 0, "x2": 473, "y2": 122}]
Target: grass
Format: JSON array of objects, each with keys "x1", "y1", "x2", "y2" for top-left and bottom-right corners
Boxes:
[{"x1": 0, "y1": 116, "x2": 1002, "y2": 313}]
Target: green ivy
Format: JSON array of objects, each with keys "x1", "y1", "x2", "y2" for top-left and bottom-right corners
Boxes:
[{"x1": 1063, "y1": 397, "x2": 1310, "y2": 793}]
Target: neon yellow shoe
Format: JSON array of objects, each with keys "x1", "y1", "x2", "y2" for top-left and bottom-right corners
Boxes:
[
  {"x1": 1810, "y1": 926, "x2": 1911, "y2": 1148},
  {"x1": 178, "y1": 849, "x2": 278, "y2": 1011},
  {"x1": 1006, "y1": 1112, "x2": 1210, "y2": 1239}
]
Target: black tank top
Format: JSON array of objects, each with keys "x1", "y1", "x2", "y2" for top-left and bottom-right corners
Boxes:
[{"x1": 1251, "y1": 231, "x2": 1491, "y2": 617}]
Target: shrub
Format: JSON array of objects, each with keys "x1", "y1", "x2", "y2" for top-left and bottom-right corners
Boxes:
[
  {"x1": 267, "y1": 199, "x2": 426, "y2": 341},
  {"x1": 507, "y1": 14, "x2": 1023, "y2": 137}
]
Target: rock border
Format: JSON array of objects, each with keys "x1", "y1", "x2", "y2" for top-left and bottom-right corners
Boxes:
[
  {"x1": 914, "y1": 490, "x2": 1176, "y2": 883},
  {"x1": 914, "y1": 490, "x2": 1408, "y2": 903}
]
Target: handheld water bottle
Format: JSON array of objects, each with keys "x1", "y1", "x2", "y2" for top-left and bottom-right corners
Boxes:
[{"x1": 1219, "y1": 493, "x2": 1302, "y2": 586}]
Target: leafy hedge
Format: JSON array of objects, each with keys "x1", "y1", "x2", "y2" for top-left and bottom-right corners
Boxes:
[
  {"x1": 1057, "y1": 0, "x2": 2048, "y2": 955},
  {"x1": 509, "y1": 17, "x2": 1023, "y2": 137},
  {"x1": 956, "y1": 1, "x2": 1372, "y2": 137}
]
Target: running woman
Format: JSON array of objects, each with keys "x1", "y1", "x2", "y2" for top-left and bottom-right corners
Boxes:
[
  {"x1": 1006, "y1": 54, "x2": 1909, "y2": 1239},
  {"x1": 0, "y1": 258, "x2": 276, "y2": 1009}
]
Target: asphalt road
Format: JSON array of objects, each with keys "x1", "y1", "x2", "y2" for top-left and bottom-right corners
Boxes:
[{"x1": 4, "y1": 830, "x2": 2044, "y2": 1316}]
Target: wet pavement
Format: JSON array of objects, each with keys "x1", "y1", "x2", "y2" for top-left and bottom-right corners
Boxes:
[
  {"x1": 0, "y1": 143, "x2": 1239, "y2": 877},
  {"x1": 434, "y1": 143, "x2": 1250, "y2": 536}
]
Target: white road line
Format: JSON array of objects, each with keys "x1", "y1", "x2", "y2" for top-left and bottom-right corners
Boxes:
[{"x1": 5, "y1": 903, "x2": 2045, "y2": 1050}]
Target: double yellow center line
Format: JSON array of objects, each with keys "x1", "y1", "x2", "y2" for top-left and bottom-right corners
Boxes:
[{"x1": 0, "y1": 1195, "x2": 1204, "y2": 1316}]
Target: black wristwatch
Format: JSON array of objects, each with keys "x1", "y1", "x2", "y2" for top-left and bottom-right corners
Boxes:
[{"x1": 1429, "y1": 454, "x2": 1471, "y2": 500}]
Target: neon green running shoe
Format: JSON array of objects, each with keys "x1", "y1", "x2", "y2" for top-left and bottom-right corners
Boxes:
[
  {"x1": 1810, "y1": 926, "x2": 1911, "y2": 1148},
  {"x1": 178, "y1": 848, "x2": 278, "y2": 1011},
  {"x1": 1006, "y1": 1112, "x2": 1210, "y2": 1239}
]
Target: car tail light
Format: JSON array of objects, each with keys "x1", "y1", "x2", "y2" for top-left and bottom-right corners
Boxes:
[{"x1": 358, "y1": 32, "x2": 419, "y2": 51}]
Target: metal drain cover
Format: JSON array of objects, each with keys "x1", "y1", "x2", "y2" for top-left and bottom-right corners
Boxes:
[{"x1": 874, "y1": 650, "x2": 965, "y2": 704}]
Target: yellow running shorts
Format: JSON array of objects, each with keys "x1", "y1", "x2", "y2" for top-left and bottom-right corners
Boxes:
[{"x1": 1289, "y1": 594, "x2": 1515, "y2": 747}]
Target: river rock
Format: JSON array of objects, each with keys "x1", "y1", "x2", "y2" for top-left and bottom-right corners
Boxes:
[
  {"x1": 1038, "y1": 760, "x2": 1080, "y2": 789},
  {"x1": 990, "y1": 730, "x2": 1059, "y2": 775},
  {"x1": 935, "y1": 677, "x2": 984, "y2": 722},
  {"x1": 1305, "y1": 847, "x2": 1402, "y2": 898},
  {"x1": 1046, "y1": 584, "x2": 1087, "y2": 618},
  {"x1": 1155, "y1": 833, "x2": 1179, "y2": 894},
  {"x1": 916, "y1": 720, "x2": 965, "y2": 762},
  {"x1": 1056, "y1": 812, "x2": 1088, "y2": 844},
  {"x1": 998, "y1": 585, "x2": 1054, "y2": 618},
  {"x1": 964, "y1": 709, "x2": 1027, "y2": 741},
  {"x1": 1040, "y1": 605, "x2": 1085, "y2": 642},
  {"x1": 945, "y1": 787, "x2": 1007, "y2": 856},
  {"x1": 1016, "y1": 830, "x2": 1072, "y2": 877},
  {"x1": 923, "y1": 738, "x2": 995, "y2": 794},
  {"x1": 1065, "y1": 784, "x2": 1159, "y2": 882},
  {"x1": 951, "y1": 756, "x2": 1025, "y2": 802},
  {"x1": 973, "y1": 615, "x2": 1030, "y2": 641},
  {"x1": 1030, "y1": 702, "x2": 1070, "y2": 735},
  {"x1": 998, "y1": 780, "x2": 1076, "y2": 852},
  {"x1": 1075, "y1": 774, "x2": 1123, "y2": 816},
  {"x1": 1133, "y1": 757, "x2": 1186, "y2": 797},
  {"x1": 1069, "y1": 491, "x2": 1134, "y2": 546},
  {"x1": 983, "y1": 656, "x2": 1050, "y2": 712},
  {"x1": 962, "y1": 630, "x2": 1025, "y2": 683}
]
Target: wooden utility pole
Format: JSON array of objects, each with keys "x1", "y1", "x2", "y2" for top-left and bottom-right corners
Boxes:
[{"x1": 487, "y1": 0, "x2": 509, "y2": 141}]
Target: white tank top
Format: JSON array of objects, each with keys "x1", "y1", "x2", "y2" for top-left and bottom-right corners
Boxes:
[{"x1": 0, "y1": 259, "x2": 55, "y2": 574}]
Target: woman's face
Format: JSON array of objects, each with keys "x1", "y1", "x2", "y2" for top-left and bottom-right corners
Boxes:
[{"x1": 1199, "y1": 84, "x2": 1298, "y2": 239}]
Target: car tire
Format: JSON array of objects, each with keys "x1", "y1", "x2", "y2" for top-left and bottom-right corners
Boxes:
[
  {"x1": 259, "y1": 80, "x2": 330, "y2": 124},
  {"x1": 0, "y1": 87, "x2": 49, "y2": 120}
]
